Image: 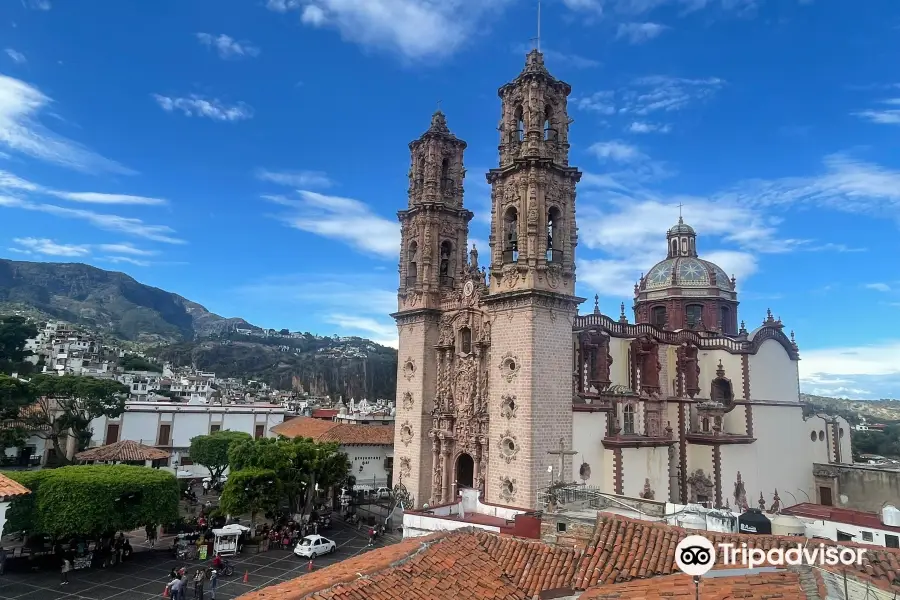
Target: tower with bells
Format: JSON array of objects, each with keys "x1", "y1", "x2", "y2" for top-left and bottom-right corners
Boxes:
[
  {"x1": 393, "y1": 110, "x2": 474, "y2": 507},
  {"x1": 482, "y1": 50, "x2": 584, "y2": 508}
]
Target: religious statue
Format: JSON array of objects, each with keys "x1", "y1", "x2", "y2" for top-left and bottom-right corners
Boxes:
[
  {"x1": 769, "y1": 490, "x2": 781, "y2": 514},
  {"x1": 580, "y1": 330, "x2": 613, "y2": 392},
  {"x1": 631, "y1": 335, "x2": 661, "y2": 395},
  {"x1": 733, "y1": 471, "x2": 748, "y2": 510},
  {"x1": 676, "y1": 343, "x2": 701, "y2": 398},
  {"x1": 453, "y1": 355, "x2": 478, "y2": 415},
  {"x1": 469, "y1": 244, "x2": 479, "y2": 273}
]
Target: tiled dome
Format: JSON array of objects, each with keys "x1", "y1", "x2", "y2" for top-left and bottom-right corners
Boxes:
[{"x1": 641, "y1": 257, "x2": 734, "y2": 293}]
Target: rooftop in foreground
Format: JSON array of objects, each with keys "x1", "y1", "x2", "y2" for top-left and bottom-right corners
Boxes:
[{"x1": 236, "y1": 513, "x2": 900, "y2": 600}]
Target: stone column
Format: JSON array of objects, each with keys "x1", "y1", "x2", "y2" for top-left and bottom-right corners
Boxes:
[
  {"x1": 473, "y1": 442, "x2": 482, "y2": 498},
  {"x1": 441, "y1": 442, "x2": 452, "y2": 504},
  {"x1": 431, "y1": 437, "x2": 440, "y2": 504}
]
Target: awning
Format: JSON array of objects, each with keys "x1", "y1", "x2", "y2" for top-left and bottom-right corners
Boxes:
[{"x1": 738, "y1": 509, "x2": 772, "y2": 535}]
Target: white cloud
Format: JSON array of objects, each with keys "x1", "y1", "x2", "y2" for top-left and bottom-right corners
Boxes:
[
  {"x1": 0, "y1": 169, "x2": 168, "y2": 205},
  {"x1": 196, "y1": 33, "x2": 260, "y2": 59},
  {"x1": 573, "y1": 76, "x2": 725, "y2": 118},
  {"x1": 5, "y1": 49, "x2": 26, "y2": 64},
  {"x1": 588, "y1": 140, "x2": 646, "y2": 163},
  {"x1": 23, "y1": 0, "x2": 51, "y2": 10},
  {"x1": 97, "y1": 243, "x2": 159, "y2": 256},
  {"x1": 561, "y1": 0, "x2": 604, "y2": 13},
  {"x1": 152, "y1": 94, "x2": 253, "y2": 122},
  {"x1": 11, "y1": 237, "x2": 89, "y2": 257},
  {"x1": 853, "y1": 98, "x2": 900, "y2": 125},
  {"x1": 586, "y1": 140, "x2": 672, "y2": 183},
  {"x1": 628, "y1": 121, "x2": 671, "y2": 133},
  {"x1": 267, "y1": 0, "x2": 514, "y2": 61},
  {"x1": 512, "y1": 44, "x2": 600, "y2": 69},
  {"x1": 256, "y1": 168, "x2": 334, "y2": 189},
  {"x1": 325, "y1": 314, "x2": 397, "y2": 348},
  {"x1": 616, "y1": 22, "x2": 668, "y2": 44},
  {"x1": 264, "y1": 191, "x2": 399, "y2": 257},
  {"x1": 0, "y1": 74, "x2": 134, "y2": 174},
  {"x1": 799, "y1": 341, "x2": 900, "y2": 399},
  {"x1": 865, "y1": 283, "x2": 891, "y2": 292},
  {"x1": 102, "y1": 256, "x2": 152, "y2": 267}
]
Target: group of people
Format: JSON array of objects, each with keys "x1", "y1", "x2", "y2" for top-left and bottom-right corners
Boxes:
[
  {"x1": 257, "y1": 519, "x2": 322, "y2": 551},
  {"x1": 166, "y1": 555, "x2": 222, "y2": 599}
]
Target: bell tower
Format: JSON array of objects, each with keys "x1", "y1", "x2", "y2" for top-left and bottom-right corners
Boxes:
[
  {"x1": 393, "y1": 111, "x2": 473, "y2": 508},
  {"x1": 483, "y1": 50, "x2": 584, "y2": 508}
]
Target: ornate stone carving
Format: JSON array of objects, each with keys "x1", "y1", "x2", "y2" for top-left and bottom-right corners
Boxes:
[
  {"x1": 498, "y1": 352, "x2": 521, "y2": 383},
  {"x1": 686, "y1": 468, "x2": 714, "y2": 504},
  {"x1": 498, "y1": 430, "x2": 519, "y2": 464},
  {"x1": 547, "y1": 265, "x2": 561, "y2": 289},
  {"x1": 453, "y1": 354, "x2": 478, "y2": 414},
  {"x1": 399, "y1": 457, "x2": 412, "y2": 478},
  {"x1": 676, "y1": 342, "x2": 701, "y2": 398},
  {"x1": 631, "y1": 334, "x2": 661, "y2": 395},
  {"x1": 392, "y1": 482, "x2": 414, "y2": 510},
  {"x1": 402, "y1": 291, "x2": 424, "y2": 308},
  {"x1": 499, "y1": 476, "x2": 516, "y2": 502},
  {"x1": 579, "y1": 462, "x2": 592, "y2": 482},
  {"x1": 639, "y1": 478, "x2": 655, "y2": 500},
  {"x1": 733, "y1": 471, "x2": 748, "y2": 510},
  {"x1": 710, "y1": 360, "x2": 735, "y2": 411},
  {"x1": 399, "y1": 422, "x2": 414, "y2": 446},
  {"x1": 500, "y1": 394, "x2": 518, "y2": 419},
  {"x1": 501, "y1": 264, "x2": 520, "y2": 289},
  {"x1": 432, "y1": 462, "x2": 442, "y2": 501},
  {"x1": 438, "y1": 314, "x2": 454, "y2": 347},
  {"x1": 402, "y1": 358, "x2": 417, "y2": 381},
  {"x1": 401, "y1": 391, "x2": 414, "y2": 411},
  {"x1": 580, "y1": 329, "x2": 613, "y2": 391}
]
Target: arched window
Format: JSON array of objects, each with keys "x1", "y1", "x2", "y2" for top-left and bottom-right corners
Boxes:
[
  {"x1": 441, "y1": 158, "x2": 451, "y2": 192},
  {"x1": 407, "y1": 241, "x2": 418, "y2": 287},
  {"x1": 515, "y1": 106, "x2": 525, "y2": 142},
  {"x1": 720, "y1": 306, "x2": 731, "y2": 334},
  {"x1": 651, "y1": 306, "x2": 667, "y2": 327},
  {"x1": 702, "y1": 417, "x2": 710, "y2": 433},
  {"x1": 671, "y1": 239, "x2": 678, "y2": 256},
  {"x1": 459, "y1": 327, "x2": 472, "y2": 354},
  {"x1": 439, "y1": 241, "x2": 453, "y2": 286},
  {"x1": 543, "y1": 105, "x2": 556, "y2": 140},
  {"x1": 623, "y1": 404, "x2": 635, "y2": 435},
  {"x1": 690, "y1": 238, "x2": 695, "y2": 254},
  {"x1": 547, "y1": 206, "x2": 561, "y2": 262},
  {"x1": 685, "y1": 304, "x2": 703, "y2": 329},
  {"x1": 504, "y1": 207, "x2": 519, "y2": 263}
]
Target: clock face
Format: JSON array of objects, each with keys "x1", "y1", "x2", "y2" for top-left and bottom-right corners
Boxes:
[{"x1": 463, "y1": 281, "x2": 474, "y2": 297}]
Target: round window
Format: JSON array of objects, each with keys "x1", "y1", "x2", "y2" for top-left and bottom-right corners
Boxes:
[{"x1": 818, "y1": 430, "x2": 825, "y2": 441}]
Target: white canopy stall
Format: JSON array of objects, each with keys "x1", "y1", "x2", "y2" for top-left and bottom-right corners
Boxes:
[{"x1": 212, "y1": 528, "x2": 240, "y2": 557}]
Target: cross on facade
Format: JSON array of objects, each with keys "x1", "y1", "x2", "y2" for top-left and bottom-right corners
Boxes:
[
  {"x1": 677, "y1": 202, "x2": 684, "y2": 219},
  {"x1": 437, "y1": 99, "x2": 442, "y2": 111},
  {"x1": 547, "y1": 437, "x2": 577, "y2": 483}
]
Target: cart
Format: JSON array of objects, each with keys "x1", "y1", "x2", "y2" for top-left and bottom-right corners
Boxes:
[{"x1": 212, "y1": 528, "x2": 240, "y2": 557}]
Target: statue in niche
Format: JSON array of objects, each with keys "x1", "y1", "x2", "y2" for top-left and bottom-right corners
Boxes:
[
  {"x1": 631, "y1": 335, "x2": 661, "y2": 395},
  {"x1": 733, "y1": 471, "x2": 748, "y2": 510},
  {"x1": 580, "y1": 330, "x2": 613, "y2": 391},
  {"x1": 710, "y1": 360, "x2": 735, "y2": 409},
  {"x1": 677, "y1": 343, "x2": 701, "y2": 398}
]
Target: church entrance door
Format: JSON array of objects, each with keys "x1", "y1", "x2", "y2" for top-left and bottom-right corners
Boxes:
[{"x1": 456, "y1": 453, "x2": 474, "y2": 489}]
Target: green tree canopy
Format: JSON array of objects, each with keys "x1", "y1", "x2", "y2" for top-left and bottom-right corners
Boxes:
[
  {"x1": 0, "y1": 373, "x2": 36, "y2": 450},
  {"x1": 0, "y1": 315, "x2": 37, "y2": 374},
  {"x1": 119, "y1": 354, "x2": 162, "y2": 373},
  {"x1": 1, "y1": 465, "x2": 179, "y2": 538},
  {"x1": 219, "y1": 468, "x2": 281, "y2": 525},
  {"x1": 24, "y1": 374, "x2": 129, "y2": 464},
  {"x1": 189, "y1": 430, "x2": 252, "y2": 482}
]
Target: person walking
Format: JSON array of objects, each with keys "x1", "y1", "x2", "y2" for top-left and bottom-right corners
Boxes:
[
  {"x1": 60, "y1": 556, "x2": 71, "y2": 585},
  {"x1": 193, "y1": 568, "x2": 205, "y2": 598},
  {"x1": 167, "y1": 575, "x2": 183, "y2": 600},
  {"x1": 208, "y1": 569, "x2": 219, "y2": 600}
]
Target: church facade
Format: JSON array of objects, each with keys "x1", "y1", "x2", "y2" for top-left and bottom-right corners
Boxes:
[{"x1": 391, "y1": 50, "x2": 851, "y2": 513}]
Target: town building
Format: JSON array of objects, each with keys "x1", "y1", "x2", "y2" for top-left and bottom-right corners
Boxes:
[
  {"x1": 272, "y1": 416, "x2": 394, "y2": 491},
  {"x1": 391, "y1": 49, "x2": 853, "y2": 513}
]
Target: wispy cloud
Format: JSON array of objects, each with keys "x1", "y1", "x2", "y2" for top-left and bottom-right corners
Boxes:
[
  {"x1": 196, "y1": 33, "x2": 260, "y2": 59},
  {"x1": 256, "y1": 168, "x2": 334, "y2": 189},
  {"x1": 0, "y1": 74, "x2": 134, "y2": 174},
  {"x1": 101, "y1": 256, "x2": 152, "y2": 267},
  {"x1": 266, "y1": 0, "x2": 513, "y2": 61},
  {"x1": 574, "y1": 76, "x2": 725, "y2": 119},
  {"x1": 0, "y1": 169, "x2": 168, "y2": 206},
  {"x1": 865, "y1": 282, "x2": 892, "y2": 292},
  {"x1": 587, "y1": 140, "x2": 673, "y2": 183},
  {"x1": 853, "y1": 97, "x2": 900, "y2": 125},
  {"x1": 4, "y1": 49, "x2": 26, "y2": 64},
  {"x1": 11, "y1": 237, "x2": 89, "y2": 257},
  {"x1": 800, "y1": 341, "x2": 900, "y2": 399},
  {"x1": 23, "y1": 0, "x2": 52, "y2": 10},
  {"x1": 263, "y1": 191, "x2": 398, "y2": 257},
  {"x1": 511, "y1": 44, "x2": 600, "y2": 69},
  {"x1": 152, "y1": 94, "x2": 253, "y2": 122},
  {"x1": 616, "y1": 22, "x2": 668, "y2": 44},
  {"x1": 628, "y1": 121, "x2": 671, "y2": 134},
  {"x1": 9, "y1": 238, "x2": 159, "y2": 265}
]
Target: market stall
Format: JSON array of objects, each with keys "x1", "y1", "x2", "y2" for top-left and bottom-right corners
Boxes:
[{"x1": 212, "y1": 528, "x2": 240, "y2": 556}]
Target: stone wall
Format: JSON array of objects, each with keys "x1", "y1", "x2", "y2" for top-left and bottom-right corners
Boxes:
[
  {"x1": 814, "y1": 463, "x2": 900, "y2": 514},
  {"x1": 541, "y1": 515, "x2": 597, "y2": 549}
]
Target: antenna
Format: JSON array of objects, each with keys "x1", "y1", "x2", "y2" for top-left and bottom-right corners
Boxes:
[{"x1": 537, "y1": 0, "x2": 542, "y2": 52}]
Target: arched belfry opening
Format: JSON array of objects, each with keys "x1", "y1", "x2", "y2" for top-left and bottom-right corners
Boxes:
[
  {"x1": 441, "y1": 157, "x2": 451, "y2": 191},
  {"x1": 456, "y1": 453, "x2": 474, "y2": 489},
  {"x1": 439, "y1": 240, "x2": 453, "y2": 286},
  {"x1": 407, "y1": 241, "x2": 418, "y2": 287},
  {"x1": 543, "y1": 105, "x2": 556, "y2": 141},
  {"x1": 504, "y1": 207, "x2": 519, "y2": 262},
  {"x1": 514, "y1": 105, "x2": 525, "y2": 141},
  {"x1": 547, "y1": 206, "x2": 562, "y2": 262}
]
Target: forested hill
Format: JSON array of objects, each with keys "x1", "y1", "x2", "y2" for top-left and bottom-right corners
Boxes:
[
  {"x1": 148, "y1": 332, "x2": 398, "y2": 400},
  {"x1": 801, "y1": 393, "x2": 900, "y2": 424},
  {"x1": 0, "y1": 258, "x2": 256, "y2": 343}
]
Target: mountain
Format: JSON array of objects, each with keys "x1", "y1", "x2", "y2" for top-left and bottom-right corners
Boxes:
[
  {"x1": 0, "y1": 258, "x2": 256, "y2": 343},
  {"x1": 801, "y1": 393, "x2": 900, "y2": 424},
  {"x1": 148, "y1": 333, "x2": 398, "y2": 400}
]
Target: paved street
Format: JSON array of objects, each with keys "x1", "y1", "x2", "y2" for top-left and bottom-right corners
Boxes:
[{"x1": 0, "y1": 521, "x2": 396, "y2": 600}]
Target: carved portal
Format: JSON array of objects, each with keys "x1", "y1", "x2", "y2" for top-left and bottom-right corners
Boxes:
[
  {"x1": 686, "y1": 469, "x2": 714, "y2": 504},
  {"x1": 631, "y1": 335, "x2": 661, "y2": 395},
  {"x1": 500, "y1": 394, "x2": 518, "y2": 419},
  {"x1": 401, "y1": 392, "x2": 414, "y2": 411},
  {"x1": 676, "y1": 343, "x2": 701, "y2": 398}
]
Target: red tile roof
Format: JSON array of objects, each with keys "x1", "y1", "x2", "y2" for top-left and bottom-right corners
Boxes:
[
  {"x1": 74, "y1": 440, "x2": 172, "y2": 462},
  {"x1": 0, "y1": 472, "x2": 31, "y2": 500},
  {"x1": 310, "y1": 409, "x2": 338, "y2": 419},
  {"x1": 580, "y1": 571, "x2": 813, "y2": 600},
  {"x1": 236, "y1": 514, "x2": 900, "y2": 600},
  {"x1": 781, "y1": 502, "x2": 900, "y2": 534},
  {"x1": 271, "y1": 416, "x2": 393, "y2": 445}
]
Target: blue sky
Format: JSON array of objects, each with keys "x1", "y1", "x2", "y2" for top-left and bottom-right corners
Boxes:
[{"x1": 1, "y1": 0, "x2": 899, "y2": 399}]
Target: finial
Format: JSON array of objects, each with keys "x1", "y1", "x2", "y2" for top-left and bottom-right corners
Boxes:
[
  {"x1": 677, "y1": 202, "x2": 684, "y2": 223},
  {"x1": 731, "y1": 274, "x2": 736, "y2": 286},
  {"x1": 428, "y1": 110, "x2": 450, "y2": 134},
  {"x1": 619, "y1": 302, "x2": 627, "y2": 323},
  {"x1": 716, "y1": 359, "x2": 725, "y2": 378},
  {"x1": 593, "y1": 294, "x2": 600, "y2": 314},
  {"x1": 766, "y1": 308, "x2": 773, "y2": 320}
]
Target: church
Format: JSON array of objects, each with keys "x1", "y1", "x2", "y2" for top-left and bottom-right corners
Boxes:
[{"x1": 391, "y1": 49, "x2": 851, "y2": 513}]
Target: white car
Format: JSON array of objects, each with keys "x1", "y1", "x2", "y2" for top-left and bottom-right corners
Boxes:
[{"x1": 293, "y1": 535, "x2": 336, "y2": 559}]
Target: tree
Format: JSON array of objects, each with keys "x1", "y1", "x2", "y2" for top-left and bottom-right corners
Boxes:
[
  {"x1": 119, "y1": 354, "x2": 162, "y2": 373},
  {"x1": 189, "y1": 430, "x2": 252, "y2": 483},
  {"x1": 219, "y1": 468, "x2": 281, "y2": 526},
  {"x1": 0, "y1": 374, "x2": 36, "y2": 450},
  {"x1": 0, "y1": 315, "x2": 37, "y2": 374},
  {"x1": 1, "y1": 465, "x2": 179, "y2": 538},
  {"x1": 24, "y1": 375, "x2": 129, "y2": 464}
]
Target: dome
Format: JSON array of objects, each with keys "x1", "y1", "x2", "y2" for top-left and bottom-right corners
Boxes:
[
  {"x1": 667, "y1": 219, "x2": 696, "y2": 236},
  {"x1": 641, "y1": 257, "x2": 734, "y2": 293}
]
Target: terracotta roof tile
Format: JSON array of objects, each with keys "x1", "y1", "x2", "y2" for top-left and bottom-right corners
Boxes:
[
  {"x1": 272, "y1": 417, "x2": 394, "y2": 446},
  {"x1": 580, "y1": 571, "x2": 808, "y2": 600},
  {"x1": 74, "y1": 440, "x2": 172, "y2": 462},
  {"x1": 0, "y1": 472, "x2": 31, "y2": 500}
]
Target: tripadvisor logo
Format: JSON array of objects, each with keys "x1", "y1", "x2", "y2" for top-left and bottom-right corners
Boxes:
[{"x1": 675, "y1": 535, "x2": 866, "y2": 576}]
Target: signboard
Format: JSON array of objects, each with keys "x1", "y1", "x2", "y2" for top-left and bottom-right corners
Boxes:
[
  {"x1": 199, "y1": 545, "x2": 208, "y2": 561},
  {"x1": 73, "y1": 554, "x2": 93, "y2": 570}
]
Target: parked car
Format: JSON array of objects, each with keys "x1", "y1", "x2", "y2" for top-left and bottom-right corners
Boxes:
[
  {"x1": 375, "y1": 487, "x2": 392, "y2": 498},
  {"x1": 293, "y1": 535, "x2": 336, "y2": 559}
]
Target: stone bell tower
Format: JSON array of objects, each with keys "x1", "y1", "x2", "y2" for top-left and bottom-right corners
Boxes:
[
  {"x1": 392, "y1": 111, "x2": 473, "y2": 508},
  {"x1": 483, "y1": 50, "x2": 584, "y2": 508}
]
